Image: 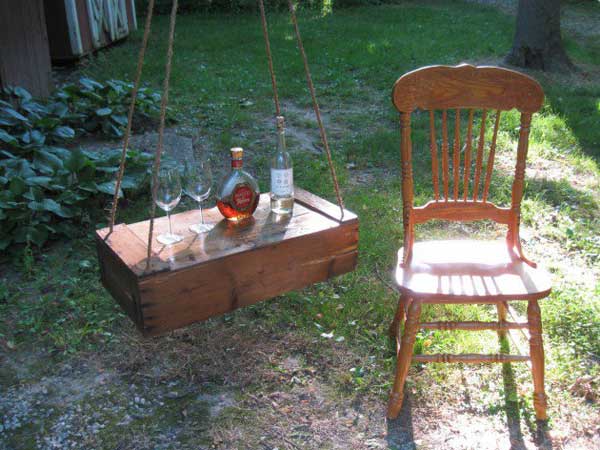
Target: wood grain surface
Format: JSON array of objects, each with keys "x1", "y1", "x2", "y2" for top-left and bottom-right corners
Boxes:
[
  {"x1": 96, "y1": 188, "x2": 358, "y2": 336},
  {"x1": 387, "y1": 65, "x2": 549, "y2": 421}
]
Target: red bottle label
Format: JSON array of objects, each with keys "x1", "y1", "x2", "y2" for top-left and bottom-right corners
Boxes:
[
  {"x1": 232, "y1": 185, "x2": 254, "y2": 211},
  {"x1": 231, "y1": 160, "x2": 242, "y2": 169}
]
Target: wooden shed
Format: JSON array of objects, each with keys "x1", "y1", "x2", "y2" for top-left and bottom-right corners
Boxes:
[
  {"x1": 45, "y1": 0, "x2": 138, "y2": 61},
  {"x1": 0, "y1": 0, "x2": 53, "y2": 97}
]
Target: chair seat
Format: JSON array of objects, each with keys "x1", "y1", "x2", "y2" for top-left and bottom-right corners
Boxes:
[{"x1": 395, "y1": 240, "x2": 551, "y2": 301}]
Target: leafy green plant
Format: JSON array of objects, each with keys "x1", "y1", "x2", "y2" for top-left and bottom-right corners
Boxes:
[
  {"x1": 0, "y1": 82, "x2": 158, "y2": 251},
  {"x1": 55, "y1": 78, "x2": 162, "y2": 138},
  {"x1": 0, "y1": 146, "x2": 152, "y2": 250},
  {"x1": 0, "y1": 86, "x2": 76, "y2": 152}
]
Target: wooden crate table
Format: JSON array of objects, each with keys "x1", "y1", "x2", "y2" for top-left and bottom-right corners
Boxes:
[{"x1": 96, "y1": 188, "x2": 359, "y2": 336}]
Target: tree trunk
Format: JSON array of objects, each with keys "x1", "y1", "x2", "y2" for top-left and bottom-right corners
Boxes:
[{"x1": 505, "y1": 0, "x2": 575, "y2": 72}]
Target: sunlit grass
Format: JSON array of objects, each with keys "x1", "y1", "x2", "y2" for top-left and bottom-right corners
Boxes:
[
  {"x1": 70, "y1": 1, "x2": 600, "y2": 393},
  {"x1": 2, "y1": 1, "x2": 599, "y2": 430}
]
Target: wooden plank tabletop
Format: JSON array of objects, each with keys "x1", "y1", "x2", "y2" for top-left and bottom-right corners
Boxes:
[{"x1": 97, "y1": 190, "x2": 355, "y2": 277}]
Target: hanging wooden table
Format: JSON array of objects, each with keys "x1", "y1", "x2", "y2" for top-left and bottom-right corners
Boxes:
[
  {"x1": 96, "y1": 188, "x2": 358, "y2": 336},
  {"x1": 95, "y1": 0, "x2": 359, "y2": 337}
]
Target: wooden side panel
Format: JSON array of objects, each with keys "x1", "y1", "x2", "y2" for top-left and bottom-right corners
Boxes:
[
  {"x1": 295, "y1": 187, "x2": 357, "y2": 223},
  {"x1": 0, "y1": 0, "x2": 52, "y2": 97},
  {"x1": 95, "y1": 226, "x2": 144, "y2": 331},
  {"x1": 392, "y1": 64, "x2": 544, "y2": 113},
  {"x1": 138, "y1": 221, "x2": 359, "y2": 336},
  {"x1": 96, "y1": 223, "x2": 153, "y2": 276}
]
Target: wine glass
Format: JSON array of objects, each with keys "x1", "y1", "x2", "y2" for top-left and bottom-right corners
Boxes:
[
  {"x1": 183, "y1": 159, "x2": 213, "y2": 233},
  {"x1": 154, "y1": 166, "x2": 183, "y2": 245}
]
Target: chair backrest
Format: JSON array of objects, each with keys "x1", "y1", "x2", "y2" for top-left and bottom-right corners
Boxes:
[{"x1": 392, "y1": 64, "x2": 544, "y2": 265}]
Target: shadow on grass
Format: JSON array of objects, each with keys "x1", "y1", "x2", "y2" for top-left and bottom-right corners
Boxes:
[
  {"x1": 524, "y1": 175, "x2": 599, "y2": 219},
  {"x1": 499, "y1": 328, "x2": 552, "y2": 450},
  {"x1": 543, "y1": 83, "x2": 600, "y2": 163},
  {"x1": 383, "y1": 326, "x2": 555, "y2": 450},
  {"x1": 499, "y1": 330, "x2": 529, "y2": 450},
  {"x1": 386, "y1": 393, "x2": 416, "y2": 450}
]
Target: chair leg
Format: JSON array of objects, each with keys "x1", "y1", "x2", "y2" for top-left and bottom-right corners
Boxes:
[
  {"x1": 496, "y1": 301, "x2": 508, "y2": 340},
  {"x1": 387, "y1": 299, "x2": 421, "y2": 419},
  {"x1": 528, "y1": 299, "x2": 548, "y2": 421},
  {"x1": 389, "y1": 294, "x2": 409, "y2": 339}
]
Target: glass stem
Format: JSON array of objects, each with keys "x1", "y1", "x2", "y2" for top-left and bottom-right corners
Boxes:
[
  {"x1": 199, "y1": 201, "x2": 204, "y2": 224},
  {"x1": 167, "y1": 210, "x2": 173, "y2": 235}
]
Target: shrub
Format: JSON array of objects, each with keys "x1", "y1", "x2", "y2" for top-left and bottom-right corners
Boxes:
[
  {"x1": 0, "y1": 81, "x2": 162, "y2": 251},
  {"x1": 55, "y1": 78, "x2": 162, "y2": 138}
]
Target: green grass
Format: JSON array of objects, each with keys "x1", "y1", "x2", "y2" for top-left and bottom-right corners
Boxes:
[{"x1": 1, "y1": 0, "x2": 599, "y2": 440}]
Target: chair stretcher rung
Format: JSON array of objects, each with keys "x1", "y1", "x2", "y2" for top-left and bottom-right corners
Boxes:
[
  {"x1": 420, "y1": 321, "x2": 529, "y2": 331},
  {"x1": 413, "y1": 353, "x2": 530, "y2": 363}
]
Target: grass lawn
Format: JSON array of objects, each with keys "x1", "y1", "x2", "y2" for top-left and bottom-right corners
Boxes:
[{"x1": 1, "y1": 1, "x2": 599, "y2": 449}]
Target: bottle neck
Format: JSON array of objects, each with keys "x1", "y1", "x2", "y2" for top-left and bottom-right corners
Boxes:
[
  {"x1": 277, "y1": 128, "x2": 286, "y2": 153},
  {"x1": 231, "y1": 159, "x2": 243, "y2": 170}
]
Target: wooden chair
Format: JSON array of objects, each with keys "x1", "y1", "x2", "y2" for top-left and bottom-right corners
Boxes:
[{"x1": 387, "y1": 64, "x2": 551, "y2": 421}]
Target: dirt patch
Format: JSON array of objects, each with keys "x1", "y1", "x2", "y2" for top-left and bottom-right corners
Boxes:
[
  {"x1": 260, "y1": 101, "x2": 350, "y2": 155},
  {"x1": 347, "y1": 167, "x2": 395, "y2": 188},
  {"x1": 271, "y1": 103, "x2": 323, "y2": 155},
  {"x1": 3, "y1": 316, "x2": 599, "y2": 449},
  {"x1": 73, "y1": 126, "x2": 196, "y2": 160}
]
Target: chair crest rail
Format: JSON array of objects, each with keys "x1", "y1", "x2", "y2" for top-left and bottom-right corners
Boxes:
[{"x1": 392, "y1": 64, "x2": 544, "y2": 113}]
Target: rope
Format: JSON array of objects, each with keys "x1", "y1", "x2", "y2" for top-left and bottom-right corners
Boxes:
[
  {"x1": 258, "y1": 0, "x2": 281, "y2": 117},
  {"x1": 108, "y1": 0, "x2": 156, "y2": 233},
  {"x1": 287, "y1": 0, "x2": 345, "y2": 219},
  {"x1": 146, "y1": 0, "x2": 179, "y2": 270},
  {"x1": 111, "y1": 0, "x2": 344, "y2": 259}
]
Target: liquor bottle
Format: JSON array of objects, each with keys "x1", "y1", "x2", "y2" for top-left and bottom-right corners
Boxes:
[
  {"x1": 216, "y1": 147, "x2": 260, "y2": 221},
  {"x1": 270, "y1": 116, "x2": 294, "y2": 215}
]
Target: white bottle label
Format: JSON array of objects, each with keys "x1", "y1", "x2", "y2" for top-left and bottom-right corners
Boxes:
[{"x1": 271, "y1": 168, "x2": 293, "y2": 196}]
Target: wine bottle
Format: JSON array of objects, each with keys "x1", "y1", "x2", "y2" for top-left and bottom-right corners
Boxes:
[{"x1": 270, "y1": 116, "x2": 294, "y2": 215}]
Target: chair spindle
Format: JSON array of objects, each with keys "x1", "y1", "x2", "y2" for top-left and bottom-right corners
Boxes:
[
  {"x1": 482, "y1": 110, "x2": 501, "y2": 203},
  {"x1": 472, "y1": 109, "x2": 487, "y2": 201},
  {"x1": 441, "y1": 110, "x2": 449, "y2": 201},
  {"x1": 413, "y1": 354, "x2": 530, "y2": 364},
  {"x1": 429, "y1": 110, "x2": 440, "y2": 201},
  {"x1": 453, "y1": 109, "x2": 461, "y2": 200},
  {"x1": 462, "y1": 109, "x2": 474, "y2": 201}
]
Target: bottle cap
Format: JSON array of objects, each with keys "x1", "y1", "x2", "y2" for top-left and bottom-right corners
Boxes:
[
  {"x1": 230, "y1": 147, "x2": 244, "y2": 159},
  {"x1": 276, "y1": 116, "x2": 285, "y2": 130}
]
